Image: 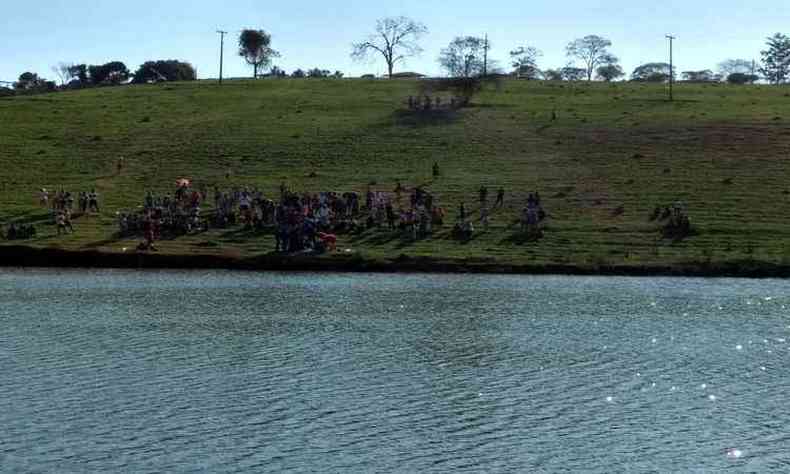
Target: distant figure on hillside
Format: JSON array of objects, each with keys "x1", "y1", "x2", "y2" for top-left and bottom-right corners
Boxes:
[
  {"x1": 56, "y1": 211, "x2": 68, "y2": 235},
  {"x1": 116, "y1": 156, "x2": 125, "y2": 175},
  {"x1": 88, "y1": 189, "x2": 99, "y2": 213},
  {"x1": 423, "y1": 95, "x2": 432, "y2": 110},
  {"x1": 458, "y1": 202, "x2": 466, "y2": 222},
  {"x1": 433, "y1": 162, "x2": 440, "y2": 178},
  {"x1": 479, "y1": 206, "x2": 490, "y2": 231},
  {"x1": 479, "y1": 186, "x2": 488, "y2": 205},
  {"x1": 39, "y1": 188, "x2": 48, "y2": 207},
  {"x1": 495, "y1": 188, "x2": 505, "y2": 208},
  {"x1": 408, "y1": 96, "x2": 415, "y2": 109},
  {"x1": 78, "y1": 192, "x2": 88, "y2": 213}
]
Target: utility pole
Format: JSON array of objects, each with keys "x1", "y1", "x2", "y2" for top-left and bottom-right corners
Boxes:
[
  {"x1": 666, "y1": 34, "x2": 676, "y2": 101},
  {"x1": 483, "y1": 34, "x2": 489, "y2": 77},
  {"x1": 217, "y1": 30, "x2": 227, "y2": 85}
]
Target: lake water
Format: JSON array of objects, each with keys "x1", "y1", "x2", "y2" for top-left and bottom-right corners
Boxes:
[{"x1": 1, "y1": 269, "x2": 789, "y2": 472}]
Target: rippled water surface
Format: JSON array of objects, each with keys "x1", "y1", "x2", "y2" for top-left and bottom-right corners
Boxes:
[{"x1": 2, "y1": 269, "x2": 790, "y2": 472}]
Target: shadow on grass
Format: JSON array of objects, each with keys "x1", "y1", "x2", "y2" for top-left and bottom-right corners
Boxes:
[
  {"x1": 0, "y1": 211, "x2": 53, "y2": 226},
  {"x1": 500, "y1": 230, "x2": 545, "y2": 245},
  {"x1": 82, "y1": 233, "x2": 125, "y2": 249},
  {"x1": 388, "y1": 108, "x2": 462, "y2": 128}
]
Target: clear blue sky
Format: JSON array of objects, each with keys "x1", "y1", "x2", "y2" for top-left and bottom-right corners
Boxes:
[{"x1": 2, "y1": 0, "x2": 788, "y2": 83}]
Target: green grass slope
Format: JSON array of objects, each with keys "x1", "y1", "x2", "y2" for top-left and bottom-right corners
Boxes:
[{"x1": 2, "y1": 78, "x2": 790, "y2": 270}]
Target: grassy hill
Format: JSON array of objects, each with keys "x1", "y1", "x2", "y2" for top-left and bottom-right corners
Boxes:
[{"x1": 2, "y1": 78, "x2": 790, "y2": 272}]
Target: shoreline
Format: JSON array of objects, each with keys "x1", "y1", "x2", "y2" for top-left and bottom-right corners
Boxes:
[{"x1": 1, "y1": 245, "x2": 788, "y2": 279}]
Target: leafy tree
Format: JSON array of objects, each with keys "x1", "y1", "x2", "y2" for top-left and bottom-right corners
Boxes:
[
  {"x1": 269, "y1": 66, "x2": 287, "y2": 77},
  {"x1": 14, "y1": 72, "x2": 44, "y2": 90},
  {"x1": 333, "y1": 70, "x2": 344, "y2": 78},
  {"x1": 760, "y1": 33, "x2": 790, "y2": 84},
  {"x1": 132, "y1": 60, "x2": 197, "y2": 83},
  {"x1": 291, "y1": 69, "x2": 306, "y2": 78},
  {"x1": 238, "y1": 29, "x2": 279, "y2": 79},
  {"x1": 596, "y1": 64, "x2": 624, "y2": 82},
  {"x1": 727, "y1": 72, "x2": 759, "y2": 84},
  {"x1": 566, "y1": 35, "x2": 617, "y2": 81},
  {"x1": 351, "y1": 16, "x2": 427, "y2": 79},
  {"x1": 308, "y1": 68, "x2": 331, "y2": 78},
  {"x1": 68, "y1": 64, "x2": 89, "y2": 85},
  {"x1": 510, "y1": 46, "x2": 542, "y2": 79},
  {"x1": 631, "y1": 63, "x2": 674, "y2": 82},
  {"x1": 681, "y1": 70, "x2": 717, "y2": 82},
  {"x1": 561, "y1": 66, "x2": 587, "y2": 81},
  {"x1": 88, "y1": 61, "x2": 130, "y2": 85},
  {"x1": 13, "y1": 72, "x2": 55, "y2": 93},
  {"x1": 0, "y1": 87, "x2": 14, "y2": 98},
  {"x1": 543, "y1": 68, "x2": 564, "y2": 81},
  {"x1": 438, "y1": 36, "x2": 487, "y2": 78}
]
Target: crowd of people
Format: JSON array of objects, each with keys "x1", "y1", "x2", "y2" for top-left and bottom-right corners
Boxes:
[
  {"x1": 111, "y1": 181, "x2": 458, "y2": 253},
  {"x1": 1, "y1": 223, "x2": 37, "y2": 240},
  {"x1": 117, "y1": 182, "x2": 211, "y2": 250},
  {"x1": 34, "y1": 188, "x2": 101, "y2": 236},
  {"x1": 15, "y1": 178, "x2": 563, "y2": 251},
  {"x1": 651, "y1": 202, "x2": 692, "y2": 239},
  {"x1": 40, "y1": 188, "x2": 100, "y2": 214},
  {"x1": 451, "y1": 187, "x2": 546, "y2": 241},
  {"x1": 407, "y1": 95, "x2": 468, "y2": 111}
]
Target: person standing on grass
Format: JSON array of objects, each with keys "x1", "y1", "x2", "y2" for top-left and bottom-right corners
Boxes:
[
  {"x1": 79, "y1": 192, "x2": 88, "y2": 214},
  {"x1": 88, "y1": 189, "x2": 99, "y2": 213},
  {"x1": 479, "y1": 186, "x2": 488, "y2": 206},
  {"x1": 480, "y1": 206, "x2": 490, "y2": 231},
  {"x1": 65, "y1": 209, "x2": 74, "y2": 233},
  {"x1": 495, "y1": 188, "x2": 505, "y2": 208},
  {"x1": 56, "y1": 211, "x2": 67, "y2": 235},
  {"x1": 39, "y1": 189, "x2": 49, "y2": 207}
]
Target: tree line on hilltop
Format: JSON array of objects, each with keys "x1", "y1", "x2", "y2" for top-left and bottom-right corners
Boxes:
[
  {"x1": 4, "y1": 60, "x2": 198, "y2": 96},
  {"x1": 3, "y1": 19, "x2": 790, "y2": 97},
  {"x1": 349, "y1": 17, "x2": 785, "y2": 84}
]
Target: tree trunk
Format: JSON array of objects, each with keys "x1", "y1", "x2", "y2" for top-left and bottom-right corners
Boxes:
[
  {"x1": 254, "y1": 64, "x2": 258, "y2": 79},
  {"x1": 388, "y1": 62, "x2": 393, "y2": 79}
]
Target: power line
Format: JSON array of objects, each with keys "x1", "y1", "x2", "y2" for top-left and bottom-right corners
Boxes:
[
  {"x1": 217, "y1": 30, "x2": 227, "y2": 85},
  {"x1": 666, "y1": 34, "x2": 676, "y2": 101}
]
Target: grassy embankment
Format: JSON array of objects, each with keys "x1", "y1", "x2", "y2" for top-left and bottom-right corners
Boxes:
[{"x1": 2, "y1": 78, "x2": 790, "y2": 272}]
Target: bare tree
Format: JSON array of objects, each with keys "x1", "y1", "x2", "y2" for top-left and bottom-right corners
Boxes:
[
  {"x1": 51, "y1": 62, "x2": 74, "y2": 86},
  {"x1": 351, "y1": 17, "x2": 427, "y2": 79},
  {"x1": 566, "y1": 35, "x2": 616, "y2": 81},
  {"x1": 239, "y1": 29, "x2": 279, "y2": 79},
  {"x1": 717, "y1": 58, "x2": 754, "y2": 78}
]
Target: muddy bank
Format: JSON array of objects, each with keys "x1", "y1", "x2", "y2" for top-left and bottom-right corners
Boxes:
[{"x1": 0, "y1": 245, "x2": 788, "y2": 278}]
